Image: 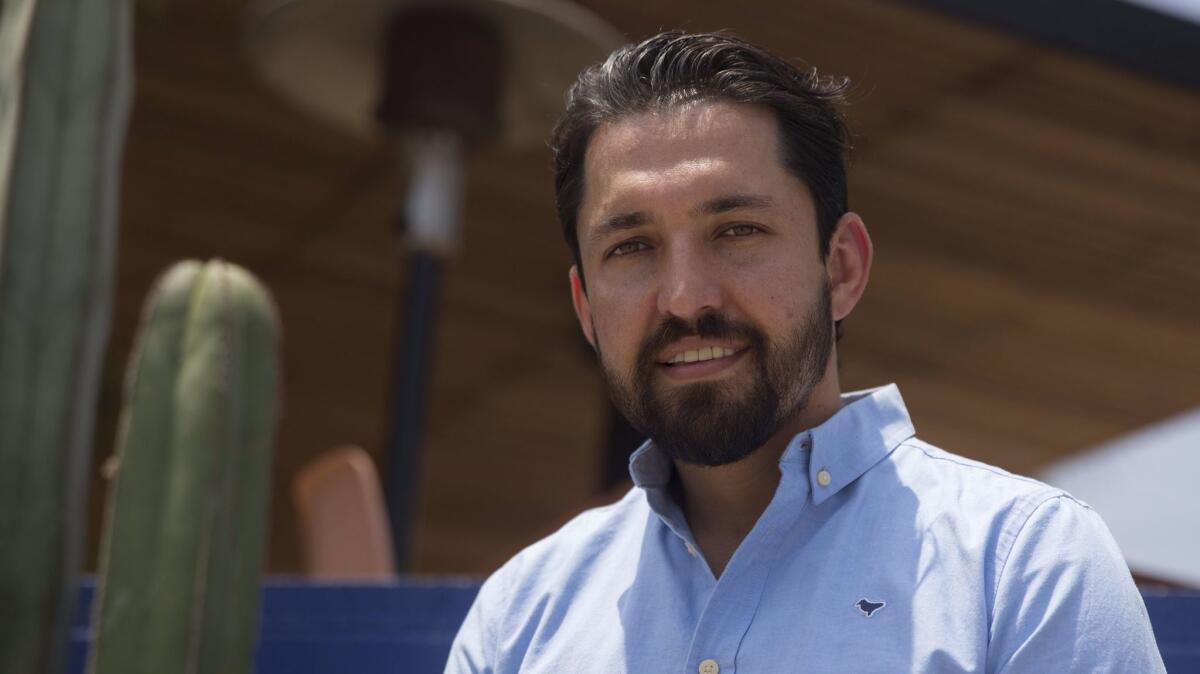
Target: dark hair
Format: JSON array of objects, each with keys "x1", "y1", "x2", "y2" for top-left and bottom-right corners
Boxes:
[{"x1": 550, "y1": 31, "x2": 852, "y2": 284}]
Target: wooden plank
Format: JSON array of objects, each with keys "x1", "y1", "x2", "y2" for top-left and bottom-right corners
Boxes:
[{"x1": 83, "y1": 0, "x2": 1200, "y2": 575}]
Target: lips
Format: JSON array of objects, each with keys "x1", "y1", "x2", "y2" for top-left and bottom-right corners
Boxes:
[
  {"x1": 662, "y1": 345, "x2": 739, "y2": 365},
  {"x1": 639, "y1": 313, "x2": 760, "y2": 380},
  {"x1": 657, "y1": 344, "x2": 749, "y2": 380},
  {"x1": 658, "y1": 336, "x2": 747, "y2": 363}
]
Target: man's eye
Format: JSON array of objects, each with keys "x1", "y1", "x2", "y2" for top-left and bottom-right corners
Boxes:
[
  {"x1": 721, "y1": 224, "x2": 761, "y2": 237},
  {"x1": 609, "y1": 240, "x2": 649, "y2": 257}
]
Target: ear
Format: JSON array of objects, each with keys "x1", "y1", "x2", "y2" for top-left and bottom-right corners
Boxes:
[
  {"x1": 569, "y1": 265, "x2": 597, "y2": 349},
  {"x1": 826, "y1": 212, "x2": 873, "y2": 322}
]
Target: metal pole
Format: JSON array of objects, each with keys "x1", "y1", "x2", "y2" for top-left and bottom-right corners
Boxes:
[{"x1": 384, "y1": 133, "x2": 463, "y2": 569}]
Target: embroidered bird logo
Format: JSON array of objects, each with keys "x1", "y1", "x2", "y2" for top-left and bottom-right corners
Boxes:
[{"x1": 856, "y1": 598, "x2": 886, "y2": 617}]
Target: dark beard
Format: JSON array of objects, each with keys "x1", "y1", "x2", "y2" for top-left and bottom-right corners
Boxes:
[{"x1": 598, "y1": 281, "x2": 834, "y2": 467}]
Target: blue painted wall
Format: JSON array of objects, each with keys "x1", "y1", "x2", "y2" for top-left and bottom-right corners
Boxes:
[{"x1": 70, "y1": 580, "x2": 1199, "y2": 672}]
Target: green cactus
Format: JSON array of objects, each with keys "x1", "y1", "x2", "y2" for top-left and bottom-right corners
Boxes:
[
  {"x1": 0, "y1": 0, "x2": 132, "y2": 672},
  {"x1": 89, "y1": 259, "x2": 282, "y2": 674}
]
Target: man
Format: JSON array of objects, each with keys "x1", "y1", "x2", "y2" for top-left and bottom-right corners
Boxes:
[{"x1": 445, "y1": 31, "x2": 1165, "y2": 673}]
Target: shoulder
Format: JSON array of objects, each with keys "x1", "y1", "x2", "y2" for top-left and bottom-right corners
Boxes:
[
  {"x1": 473, "y1": 486, "x2": 650, "y2": 611},
  {"x1": 892, "y1": 438, "x2": 1060, "y2": 494},
  {"x1": 446, "y1": 491, "x2": 648, "y2": 666},
  {"x1": 931, "y1": 447, "x2": 1169, "y2": 671},
  {"x1": 889, "y1": 437, "x2": 1090, "y2": 528},
  {"x1": 883, "y1": 439, "x2": 1150, "y2": 627},
  {"x1": 881, "y1": 438, "x2": 1114, "y2": 590},
  {"x1": 447, "y1": 488, "x2": 651, "y2": 669}
]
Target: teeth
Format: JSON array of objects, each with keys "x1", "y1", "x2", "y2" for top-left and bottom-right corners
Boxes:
[{"x1": 667, "y1": 347, "x2": 738, "y2": 364}]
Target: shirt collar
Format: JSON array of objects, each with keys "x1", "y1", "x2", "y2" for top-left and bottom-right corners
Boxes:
[
  {"x1": 804, "y1": 383, "x2": 915, "y2": 505},
  {"x1": 628, "y1": 384, "x2": 916, "y2": 505}
]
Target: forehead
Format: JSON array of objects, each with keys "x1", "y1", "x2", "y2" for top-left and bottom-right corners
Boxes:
[
  {"x1": 590, "y1": 100, "x2": 780, "y2": 166},
  {"x1": 578, "y1": 101, "x2": 800, "y2": 231}
]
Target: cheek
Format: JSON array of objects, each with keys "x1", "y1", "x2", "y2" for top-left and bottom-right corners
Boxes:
[
  {"x1": 723, "y1": 253, "x2": 816, "y2": 326},
  {"x1": 588, "y1": 281, "x2": 658, "y2": 361}
]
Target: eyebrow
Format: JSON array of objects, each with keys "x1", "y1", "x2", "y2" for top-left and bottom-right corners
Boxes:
[
  {"x1": 691, "y1": 193, "x2": 775, "y2": 216},
  {"x1": 589, "y1": 211, "x2": 651, "y2": 245},
  {"x1": 587, "y1": 193, "x2": 775, "y2": 245}
]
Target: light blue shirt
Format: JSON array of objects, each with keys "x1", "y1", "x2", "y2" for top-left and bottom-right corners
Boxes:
[{"x1": 445, "y1": 385, "x2": 1165, "y2": 673}]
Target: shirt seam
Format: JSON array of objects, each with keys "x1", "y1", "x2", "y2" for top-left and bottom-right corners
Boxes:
[
  {"x1": 902, "y1": 440, "x2": 1052, "y2": 489},
  {"x1": 988, "y1": 493, "x2": 1076, "y2": 626},
  {"x1": 733, "y1": 501, "x2": 806, "y2": 671},
  {"x1": 488, "y1": 496, "x2": 638, "y2": 666},
  {"x1": 491, "y1": 549, "x2": 523, "y2": 665}
]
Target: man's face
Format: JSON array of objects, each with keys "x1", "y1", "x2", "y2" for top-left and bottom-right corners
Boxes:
[{"x1": 570, "y1": 101, "x2": 836, "y2": 466}]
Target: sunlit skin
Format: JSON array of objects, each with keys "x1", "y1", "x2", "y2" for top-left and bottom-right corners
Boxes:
[{"x1": 568, "y1": 101, "x2": 873, "y2": 577}]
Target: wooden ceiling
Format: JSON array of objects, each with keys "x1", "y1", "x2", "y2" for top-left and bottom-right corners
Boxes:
[{"x1": 86, "y1": 0, "x2": 1200, "y2": 574}]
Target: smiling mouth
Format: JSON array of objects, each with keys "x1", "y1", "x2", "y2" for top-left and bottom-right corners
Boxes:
[{"x1": 660, "y1": 346, "x2": 745, "y2": 366}]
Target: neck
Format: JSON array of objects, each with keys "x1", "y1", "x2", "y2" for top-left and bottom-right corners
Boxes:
[{"x1": 672, "y1": 368, "x2": 844, "y2": 577}]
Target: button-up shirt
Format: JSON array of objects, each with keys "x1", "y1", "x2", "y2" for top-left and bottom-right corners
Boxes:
[{"x1": 444, "y1": 385, "x2": 1166, "y2": 673}]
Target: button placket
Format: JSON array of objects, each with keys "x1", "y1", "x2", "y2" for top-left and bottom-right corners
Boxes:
[{"x1": 682, "y1": 488, "x2": 809, "y2": 674}]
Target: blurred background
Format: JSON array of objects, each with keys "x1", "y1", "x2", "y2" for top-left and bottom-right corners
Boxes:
[{"x1": 84, "y1": 0, "x2": 1199, "y2": 580}]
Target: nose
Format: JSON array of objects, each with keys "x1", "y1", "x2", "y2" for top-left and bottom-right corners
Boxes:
[{"x1": 657, "y1": 242, "x2": 723, "y2": 320}]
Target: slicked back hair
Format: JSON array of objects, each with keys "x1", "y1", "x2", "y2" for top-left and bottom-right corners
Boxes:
[{"x1": 550, "y1": 31, "x2": 852, "y2": 287}]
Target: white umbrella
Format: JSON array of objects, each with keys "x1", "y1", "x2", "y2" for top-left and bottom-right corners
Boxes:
[{"x1": 1040, "y1": 408, "x2": 1200, "y2": 588}]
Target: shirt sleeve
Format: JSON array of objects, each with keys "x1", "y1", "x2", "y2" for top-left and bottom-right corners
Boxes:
[
  {"x1": 987, "y1": 494, "x2": 1166, "y2": 673},
  {"x1": 443, "y1": 562, "x2": 513, "y2": 674}
]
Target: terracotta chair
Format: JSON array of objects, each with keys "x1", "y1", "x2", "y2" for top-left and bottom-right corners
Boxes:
[{"x1": 292, "y1": 445, "x2": 396, "y2": 579}]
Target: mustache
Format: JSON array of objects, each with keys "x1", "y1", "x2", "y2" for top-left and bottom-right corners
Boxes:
[{"x1": 637, "y1": 312, "x2": 765, "y2": 371}]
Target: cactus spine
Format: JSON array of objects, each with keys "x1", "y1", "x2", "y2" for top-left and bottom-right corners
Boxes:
[
  {"x1": 89, "y1": 259, "x2": 281, "y2": 674},
  {"x1": 0, "y1": 0, "x2": 132, "y2": 672}
]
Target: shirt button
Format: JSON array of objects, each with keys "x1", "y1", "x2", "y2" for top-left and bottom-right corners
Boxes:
[
  {"x1": 817, "y1": 468, "x2": 832, "y2": 487},
  {"x1": 699, "y1": 659, "x2": 720, "y2": 674},
  {"x1": 685, "y1": 542, "x2": 698, "y2": 557}
]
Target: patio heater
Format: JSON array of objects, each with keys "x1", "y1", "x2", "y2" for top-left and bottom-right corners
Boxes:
[{"x1": 245, "y1": 0, "x2": 620, "y2": 568}]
